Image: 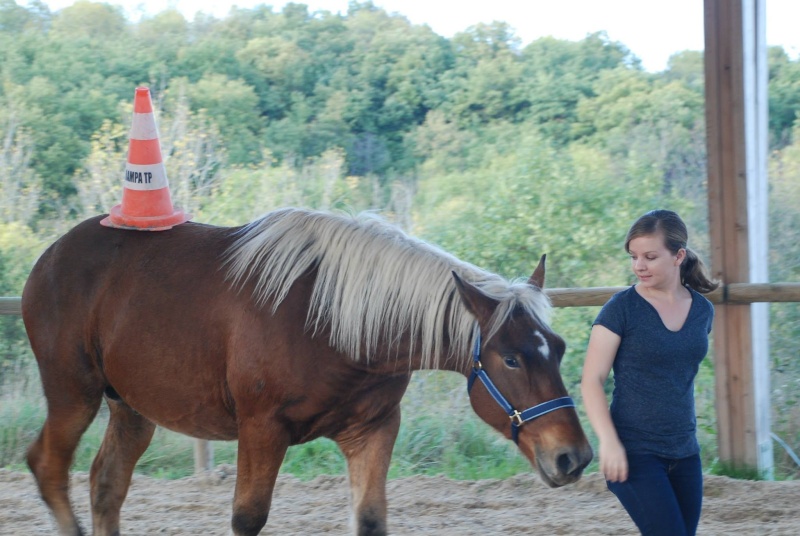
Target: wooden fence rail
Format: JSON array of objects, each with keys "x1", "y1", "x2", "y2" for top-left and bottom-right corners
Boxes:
[
  {"x1": 3, "y1": 282, "x2": 799, "y2": 473},
  {"x1": 545, "y1": 282, "x2": 800, "y2": 307},
  {"x1": 3, "y1": 283, "x2": 800, "y2": 316}
]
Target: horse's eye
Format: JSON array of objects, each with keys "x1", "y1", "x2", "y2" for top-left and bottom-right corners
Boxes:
[{"x1": 503, "y1": 356, "x2": 520, "y2": 369}]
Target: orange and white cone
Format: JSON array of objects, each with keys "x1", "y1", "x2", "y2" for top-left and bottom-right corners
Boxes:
[{"x1": 101, "y1": 87, "x2": 190, "y2": 231}]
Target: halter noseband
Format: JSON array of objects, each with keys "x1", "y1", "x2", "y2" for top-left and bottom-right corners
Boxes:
[{"x1": 467, "y1": 328, "x2": 575, "y2": 444}]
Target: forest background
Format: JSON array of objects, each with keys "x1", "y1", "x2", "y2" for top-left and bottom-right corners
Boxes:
[{"x1": 1, "y1": 0, "x2": 798, "y2": 479}]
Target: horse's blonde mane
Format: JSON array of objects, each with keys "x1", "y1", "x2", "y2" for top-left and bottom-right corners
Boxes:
[{"x1": 224, "y1": 208, "x2": 552, "y2": 368}]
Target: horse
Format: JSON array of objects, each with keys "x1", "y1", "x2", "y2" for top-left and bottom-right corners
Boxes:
[{"x1": 21, "y1": 207, "x2": 593, "y2": 536}]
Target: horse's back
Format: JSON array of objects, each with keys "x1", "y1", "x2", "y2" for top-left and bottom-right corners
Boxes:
[{"x1": 23, "y1": 215, "x2": 234, "y2": 327}]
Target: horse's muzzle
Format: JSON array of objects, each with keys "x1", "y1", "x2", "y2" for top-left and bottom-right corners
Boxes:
[{"x1": 534, "y1": 444, "x2": 594, "y2": 487}]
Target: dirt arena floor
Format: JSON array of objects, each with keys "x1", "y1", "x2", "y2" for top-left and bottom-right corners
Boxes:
[{"x1": 1, "y1": 466, "x2": 798, "y2": 535}]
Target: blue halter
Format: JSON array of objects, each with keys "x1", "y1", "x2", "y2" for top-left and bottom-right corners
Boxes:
[{"x1": 467, "y1": 328, "x2": 576, "y2": 444}]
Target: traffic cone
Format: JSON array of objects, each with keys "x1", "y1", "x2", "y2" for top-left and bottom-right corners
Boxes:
[{"x1": 101, "y1": 87, "x2": 190, "y2": 231}]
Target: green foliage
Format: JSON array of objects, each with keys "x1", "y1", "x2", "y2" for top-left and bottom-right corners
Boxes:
[
  {"x1": 519, "y1": 32, "x2": 635, "y2": 145},
  {"x1": 0, "y1": 0, "x2": 40, "y2": 33},
  {"x1": 390, "y1": 371, "x2": 532, "y2": 479},
  {"x1": 694, "y1": 349, "x2": 719, "y2": 467},
  {"x1": 0, "y1": 223, "x2": 47, "y2": 383},
  {"x1": 128, "y1": 429, "x2": 208, "y2": 479},
  {"x1": 413, "y1": 122, "x2": 658, "y2": 288},
  {"x1": 768, "y1": 46, "x2": 800, "y2": 147},
  {"x1": 441, "y1": 23, "x2": 527, "y2": 128},
  {"x1": 707, "y1": 459, "x2": 767, "y2": 481},
  {"x1": 664, "y1": 50, "x2": 705, "y2": 90},
  {"x1": 281, "y1": 438, "x2": 346, "y2": 478},
  {"x1": 183, "y1": 74, "x2": 263, "y2": 165},
  {"x1": 49, "y1": 1, "x2": 126, "y2": 39},
  {"x1": 0, "y1": 0, "x2": 799, "y2": 482},
  {"x1": 0, "y1": 369, "x2": 539, "y2": 481},
  {"x1": 0, "y1": 355, "x2": 41, "y2": 466},
  {"x1": 767, "y1": 122, "x2": 800, "y2": 476},
  {"x1": 0, "y1": 391, "x2": 40, "y2": 468},
  {"x1": 1, "y1": 1, "x2": 798, "y2": 215},
  {"x1": 200, "y1": 148, "x2": 372, "y2": 225}
]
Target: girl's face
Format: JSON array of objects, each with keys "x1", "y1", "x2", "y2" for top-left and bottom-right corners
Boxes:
[{"x1": 627, "y1": 233, "x2": 685, "y2": 289}]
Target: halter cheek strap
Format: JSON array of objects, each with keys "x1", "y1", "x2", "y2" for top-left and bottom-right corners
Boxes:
[{"x1": 467, "y1": 329, "x2": 575, "y2": 444}]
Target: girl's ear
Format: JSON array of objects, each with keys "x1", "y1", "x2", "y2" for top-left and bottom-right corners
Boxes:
[{"x1": 675, "y1": 248, "x2": 687, "y2": 265}]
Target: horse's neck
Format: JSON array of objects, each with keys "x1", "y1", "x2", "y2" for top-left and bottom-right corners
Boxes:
[
  {"x1": 405, "y1": 345, "x2": 471, "y2": 378},
  {"x1": 365, "y1": 341, "x2": 467, "y2": 377}
]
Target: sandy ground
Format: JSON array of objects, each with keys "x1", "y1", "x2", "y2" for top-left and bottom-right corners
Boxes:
[{"x1": 1, "y1": 466, "x2": 798, "y2": 535}]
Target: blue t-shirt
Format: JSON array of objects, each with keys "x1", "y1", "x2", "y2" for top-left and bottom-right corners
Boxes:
[{"x1": 593, "y1": 285, "x2": 714, "y2": 458}]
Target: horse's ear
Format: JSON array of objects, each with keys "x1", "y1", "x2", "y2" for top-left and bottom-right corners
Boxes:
[
  {"x1": 529, "y1": 254, "x2": 546, "y2": 289},
  {"x1": 452, "y1": 271, "x2": 499, "y2": 323}
]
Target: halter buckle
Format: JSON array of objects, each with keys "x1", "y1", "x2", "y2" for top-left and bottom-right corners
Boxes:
[{"x1": 509, "y1": 410, "x2": 523, "y2": 426}]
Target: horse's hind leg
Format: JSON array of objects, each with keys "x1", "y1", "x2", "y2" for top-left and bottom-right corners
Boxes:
[
  {"x1": 90, "y1": 397, "x2": 156, "y2": 536},
  {"x1": 26, "y1": 355, "x2": 104, "y2": 536}
]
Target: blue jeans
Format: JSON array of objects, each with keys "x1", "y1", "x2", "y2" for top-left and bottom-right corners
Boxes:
[{"x1": 606, "y1": 452, "x2": 703, "y2": 536}]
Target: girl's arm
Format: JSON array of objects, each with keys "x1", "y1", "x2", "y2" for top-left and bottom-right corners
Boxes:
[{"x1": 581, "y1": 324, "x2": 628, "y2": 482}]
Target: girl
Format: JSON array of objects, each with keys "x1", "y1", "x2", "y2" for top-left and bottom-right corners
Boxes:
[{"x1": 581, "y1": 209, "x2": 718, "y2": 536}]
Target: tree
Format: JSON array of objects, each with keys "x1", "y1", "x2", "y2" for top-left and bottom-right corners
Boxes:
[
  {"x1": 182, "y1": 74, "x2": 263, "y2": 165},
  {"x1": 438, "y1": 22, "x2": 525, "y2": 128},
  {"x1": 664, "y1": 50, "x2": 704, "y2": 90},
  {"x1": 0, "y1": 107, "x2": 40, "y2": 226},
  {"x1": 201, "y1": 148, "x2": 371, "y2": 226},
  {"x1": 132, "y1": 9, "x2": 190, "y2": 79},
  {"x1": 336, "y1": 6, "x2": 451, "y2": 176},
  {"x1": 49, "y1": 0, "x2": 126, "y2": 39},
  {"x1": 767, "y1": 122, "x2": 800, "y2": 474},
  {"x1": 413, "y1": 122, "x2": 658, "y2": 287},
  {"x1": 0, "y1": 0, "x2": 45, "y2": 32},
  {"x1": 768, "y1": 46, "x2": 800, "y2": 148},
  {"x1": 519, "y1": 33, "x2": 633, "y2": 145},
  {"x1": 406, "y1": 109, "x2": 477, "y2": 174},
  {"x1": 573, "y1": 68, "x2": 707, "y2": 204},
  {"x1": 412, "y1": 121, "x2": 675, "y2": 396}
]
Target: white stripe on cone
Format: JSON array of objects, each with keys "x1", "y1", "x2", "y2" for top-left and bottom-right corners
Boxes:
[
  {"x1": 124, "y1": 162, "x2": 169, "y2": 190},
  {"x1": 130, "y1": 112, "x2": 159, "y2": 140}
]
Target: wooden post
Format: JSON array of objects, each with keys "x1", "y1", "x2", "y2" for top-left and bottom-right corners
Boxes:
[
  {"x1": 704, "y1": 0, "x2": 772, "y2": 476},
  {"x1": 194, "y1": 439, "x2": 214, "y2": 474},
  {"x1": 0, "y1": 297, "x2": 22, "y2": 315}
]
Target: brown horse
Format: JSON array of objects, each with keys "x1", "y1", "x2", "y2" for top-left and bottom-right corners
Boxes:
[{"x1": 22, "y1": 207, "x2": 592, "y2": 536}]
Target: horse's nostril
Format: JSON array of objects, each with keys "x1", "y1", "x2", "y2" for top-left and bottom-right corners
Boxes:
[
  {"x1": 556, "y1": 451, "x2": 581, "y2": 476},
  {"x1": 556, "y1": 448, "x2": 592, "y2": 477},
  {"x1": 556, "y1": 452, "x2": 572, "y2": 474}
]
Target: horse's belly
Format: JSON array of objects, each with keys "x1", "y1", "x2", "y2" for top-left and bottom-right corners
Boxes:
[
  {"x1": 106, "y1": 369, "x2": 239, "y2": 440},
  {"x1": 128, "y1": 393, "x2": 238, "y2": 440}
]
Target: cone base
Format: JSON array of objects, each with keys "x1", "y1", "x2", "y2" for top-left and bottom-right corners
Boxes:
[{"x1": 100, "y1": 204, "x2": 191, "y2": 231}]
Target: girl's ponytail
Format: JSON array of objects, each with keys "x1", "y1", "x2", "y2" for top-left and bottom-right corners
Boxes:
[{"x1": 681, "y1": 247, "x2": 719, "y2": 294}]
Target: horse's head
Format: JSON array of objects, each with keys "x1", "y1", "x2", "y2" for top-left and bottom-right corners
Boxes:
[{"x1": 452, "y1": 255, "x2": 593, "y2": 487}]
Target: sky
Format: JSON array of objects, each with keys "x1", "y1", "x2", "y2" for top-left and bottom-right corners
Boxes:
[{"x1": 36, "y1": 0, "x2": 800, "y2": 72}]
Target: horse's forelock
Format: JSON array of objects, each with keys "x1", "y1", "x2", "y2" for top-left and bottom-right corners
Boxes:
[
  {"x1": 476, "y1": 279, "x2": 553, "y2": 341},
  {"x1": 223, "y1": 208, "x2": 548, "y2": 368}
]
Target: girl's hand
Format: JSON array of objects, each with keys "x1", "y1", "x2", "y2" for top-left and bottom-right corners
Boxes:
[{"x1": 599, "y1": 440, "x2": 628, "y2": 482}]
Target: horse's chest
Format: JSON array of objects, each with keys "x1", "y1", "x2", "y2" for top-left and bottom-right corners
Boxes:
[{"x1": 277, "y1": 372, "x2": 412, "y2": 440}]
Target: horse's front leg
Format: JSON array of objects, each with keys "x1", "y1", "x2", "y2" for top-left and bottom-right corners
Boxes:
[
  {"x1": 337, "y1": 406, "x2": 402, "y2": 536},
  {"x1": 230, "y1": 418, "x2": 290, "y2": 536}
]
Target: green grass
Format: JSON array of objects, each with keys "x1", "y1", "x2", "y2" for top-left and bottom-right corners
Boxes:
[
  {"x1": 1, "y1": 366, "x2": 794, "y2": 482},
  {"x1": 0, "y1": 369, "x2": 542, "y2": 481},
  {"x1": 707, "y1": 459, "x2": 767, "y2": 481},
  {"x1": 0, "y1": 395, "x2": 42, "y2": 470},
  {"x1": 281, "y1": 438, "x2": 346, "y2": 478}
]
